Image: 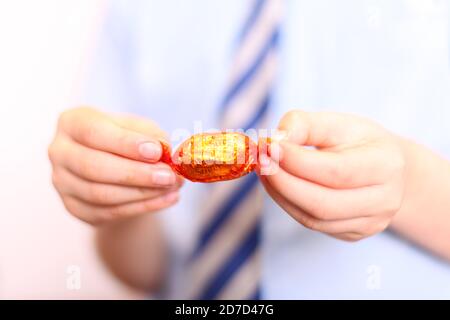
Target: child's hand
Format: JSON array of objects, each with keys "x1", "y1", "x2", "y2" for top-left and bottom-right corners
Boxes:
[
  {"x1": 48, "y1": 107, "x2": 184, "y2": 225},
  {"x1": 259, "y1": 110, "x2": 407, "y2": 241}
]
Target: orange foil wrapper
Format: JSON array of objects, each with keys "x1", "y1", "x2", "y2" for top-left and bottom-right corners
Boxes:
[{"x1": 160, "y1": 132, "x2": 270, "y2": 183}]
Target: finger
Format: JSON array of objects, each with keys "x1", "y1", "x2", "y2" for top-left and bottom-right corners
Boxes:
[
  {"x1": 263, "y1": 159, "x2": 385, "y2": 220},
  {"x1": 260, "y1": 175, "x2": 329, "y2": 231},
  {"x1": 62, "y1": 192, "x2": 180, "y2": 225},
  {"x1": 56, "y1": 137, "x2": 177, "y2": 188},
  {"x1": 60, "y1": 107, "x2": 164, "y2": 162},
  {"x1": 328, "y1": 228, "x2": 390, "y2": 241},
  {"x1": 54, "y1": 167, "x2": 181, "y2": 205},
  {"x1": 260, "y1": 176, "x2": 379, "y2": 234},
  {"x1": 327, "y1": 232, "x2": 366, "y2": 242},
  {"x1": 278, "y1": 140, "x2": 390, "y2": 188}
]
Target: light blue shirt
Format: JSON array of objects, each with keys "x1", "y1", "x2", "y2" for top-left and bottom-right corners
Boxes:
[{"x1": 80, "y1": 0, "x2": 450, "y2": 299}]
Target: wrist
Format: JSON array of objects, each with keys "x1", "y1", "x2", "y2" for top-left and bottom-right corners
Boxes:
[{"x1": 389, "y1": 135, "x2": 427, "y2": 229}]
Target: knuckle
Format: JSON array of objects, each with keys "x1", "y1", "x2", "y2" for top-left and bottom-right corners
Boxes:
[
  {"x1": 51, "y1": 169, "x2": 68, "y2": 196},
  {"x1": 77, "y1": 159, "x2": 91, "y2": 177},
  {"x1": 122, "y1": 171, "x2": 137, "y2": 185},
  {"x1": 303, "y1": 218, "x2": 318, "y2": 231},
  {"x1": 296, "y1": 213, "x2": 321, "y2": 231},
  {"x1": 76, "y1": 106, "x2": 96, "y2": 115},
  {"x1": 80, "y1": 211, "x2": 104, "y2": 226},
  {"x1": 310, "y1": 199, "x2": 331, "y2": 220},
  {"x1": 61, "y1": 196, "x2": 79, "y2": 216},
  {"x1": 329, "y1": 159, "x2": 354, "y2": 186},
  {"x1": 356, "y1": 219, "x2": 390, "y2": 238},
  {"x1": 142, "y1": 198, "x2": 160, "y2": 212},
  {"x1": 62, "y1": 194, "x2": 105, "y2": 226},
  {"x1": 143, "y1": 196, "x2": 171, "y2": 213},
  {"x1": 386, "y1": 198, "x2": 402, "y2": 216},
  {"x1": 58, "y1": 108, "x2": 84, "y2": 129},
  {"x1": 115, "y1": 129, "x2": 131, "y2": 147},
  {"x1": 283, "y1": 109, "x2": 301, "y2": 121},
  {"x1": 381, "y1": 192, "x2": 403, "y2": 216},
  {"x1": 371, "y1": 219, "x2": 390, "y2": 234},
  {"x1": 57, "y1": 110, "x2": 71, "y2": 128},
  {"x1": 79, "y1": 119, "x2": 99, "y2": 144},
  {"x1": 86, "y1": 216, "x2": 105, "y2": 227},
  {"x1": 136, "y1": 186, "x2": 151, "y2": 196},
  {"x1": 279, "y1": 110, "x2": 305, "y2": 129},
  {"x1": 47, "y1": 143, "x2": 56, "y2": 163},
  {"x1": 103, "y1": 205, "x2": 126, "y2": 221},
  {"x1": 357, "y1": 221, "x2": 377, "y2": 237},
  {"x1": 312, "y1": 208, "x2": 328, "y2": 221},
  {"x1": 51, "y1": 170, "x2": 60, "y2": 189},
  {"x1": 47, "y1": 140, "x2": 62, "y2": 164},
  {"x1": 285, "y1": 109, "x2": 305, "y2": 121}
]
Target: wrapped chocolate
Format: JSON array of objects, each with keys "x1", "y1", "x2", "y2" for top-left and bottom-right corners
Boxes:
[{"x1": 160, "y1": 132, "x2": 271, "y2": 183}]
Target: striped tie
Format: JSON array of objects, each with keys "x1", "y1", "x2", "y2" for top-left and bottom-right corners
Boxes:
[{"x1": 188, "y1": 0, "x2": 282, "y2": 300}]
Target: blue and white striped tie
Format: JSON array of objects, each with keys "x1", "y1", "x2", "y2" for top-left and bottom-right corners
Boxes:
[{"x1": 189, "y1": 0, "x2": 282, "y2": 300}]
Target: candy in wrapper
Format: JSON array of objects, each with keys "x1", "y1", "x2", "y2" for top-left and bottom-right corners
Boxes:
[{"x1": 160, "y1": 132, "x2": 271, "y2": 183}]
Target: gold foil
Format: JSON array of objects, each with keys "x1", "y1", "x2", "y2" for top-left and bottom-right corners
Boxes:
[{"x1": 161, "y1": 132, "x2": 259, "y2": 183}]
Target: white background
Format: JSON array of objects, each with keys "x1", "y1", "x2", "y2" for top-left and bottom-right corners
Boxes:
[{"x1": 0, "y1": 0, "x2": 140, "y2": 299}]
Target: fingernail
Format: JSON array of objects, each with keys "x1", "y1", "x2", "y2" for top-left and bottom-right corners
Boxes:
[
  {"x1": 259, "y1": 154, "x2": 277, "y2": 176},
  {"x1": 163, "y1": 191, "x2": 179, "y2": 202},
  {"x1": 139, "y1": 141, "x2": 161, "y2": 160},
  {"x1": 269, "y1": 142, "x2": 283, "y2": 163},
  {"x1": 259, "y1": 154, "x2": 271, "y2": 167},
  {"x1": 152, "y1": 170, "x2": 175, "y2": 186}
]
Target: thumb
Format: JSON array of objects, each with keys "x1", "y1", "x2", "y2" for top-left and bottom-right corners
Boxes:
[
  {"x1": 278, "y1": 109, "x2": 369, "y2": 148},
  {"x1": 275, "y1": 110, "x2": 382, "y2": 188}
]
